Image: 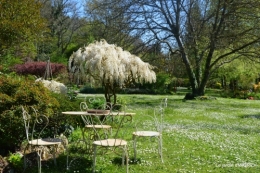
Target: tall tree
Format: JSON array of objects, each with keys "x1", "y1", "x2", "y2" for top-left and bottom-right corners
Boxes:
[
  {"x1": 0, "y1": 0, "x2": 47, "y2": 56},
  {"x1": 68, "y1": 40, "x2": 156, "y2": 104},
  {"x1": 92, "y1": 0, "x2": 260, "y2": 98},
  {"x1": 216, "y1": 57, "x2": 260, "y2": 91},
  {"x1": 84, "y1": 0, "x2": 145, "y2": 55},
  {"x1": 134, "y1": 0, "x2": 260, "y2": 98},
  {"x1": 39, "y1": 0, "x2": 84, "y2": 60}
]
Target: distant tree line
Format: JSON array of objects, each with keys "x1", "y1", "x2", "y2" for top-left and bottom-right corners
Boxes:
[{"x1": 1, "y1": 0, "x2": 260, "y2": 98}]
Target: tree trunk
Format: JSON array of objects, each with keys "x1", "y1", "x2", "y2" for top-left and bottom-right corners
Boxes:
[
  {"x1": 104, "y1": 83, "x2": 117, "y2": 108},
  {"x1": 184, "y1": 61, "x2": 209, "y2": 99},
  {"x1": 221, "y1": 75, "x2": 227, "y2": 89},
  {"x1": 229, "y1": 79, "x2": 238, "y2": 91}
]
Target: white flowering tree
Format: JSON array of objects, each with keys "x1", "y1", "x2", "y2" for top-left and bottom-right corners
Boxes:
[{"x1": 68, "y1": 39, "x2": 156, "y2": 105}]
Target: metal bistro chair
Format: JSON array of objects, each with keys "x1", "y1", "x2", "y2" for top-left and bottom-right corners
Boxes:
[
  {"x1": 66, "y1": 98, "x2": 113, "y2": 170},
  {"x1": 21, "y1": 106, "x2": 63, "y2": 173},
  {"x1": 80, "y1": 97, "x2": 112, "y2": 140},
  {"x1": 80, "y1": 98, "x2": 112, "y2": 147},
  {"x1": 91, "y1": 110, "x2": 130, "y2": 173},
  {"x1": 132, "y1": 98, "x2": 167, "y2": 163}
]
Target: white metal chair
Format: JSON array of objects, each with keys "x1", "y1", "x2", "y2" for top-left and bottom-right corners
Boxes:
[
  {"x1": 80, "y1": 99, "x2": 111, "y2": 130},
  {"x1": 66, "y1": 98, "x2": 113, "y2": 170},
  {"x1": 80, "y1": 97, "x2": 112, "y2": 140},
  {"x1": 132, "y1": 98, "x2": 167, "y2": 163},
  {"x1": 91, "y1": 110, "x2": 130, "y2": 173},
  {"x1": 21, "y1": 106, "x2": 63, "y2": 173}
]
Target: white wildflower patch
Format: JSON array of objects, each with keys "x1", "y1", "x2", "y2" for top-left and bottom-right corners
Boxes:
[
  {"x1": 165, "y1": 118, "x2": 260, "y2": 168},
  {"x1": 36, "y1": 78, "x2": 67, "y2": 95},
  {"x1": 139, "y1": 159, "x2": 153, "y2": 166},
  {"x1": 163, "y1": 99, "x2": 260, "y2": 170}
]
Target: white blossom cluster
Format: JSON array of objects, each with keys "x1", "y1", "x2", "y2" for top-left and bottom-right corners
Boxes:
[
  {"x1": 36, "y1": 78, "x2": 67, "y2": 95},
  {"x1": 68, "y1": 39, "x2": 156, "y2": 88}
]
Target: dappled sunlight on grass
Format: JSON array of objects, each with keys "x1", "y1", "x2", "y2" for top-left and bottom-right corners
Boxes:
[
  {"x1": 127, "y1": 95, "x2": 260, "y2": 172},
  {"x1": 26, "y1": 94, "x2": 260, "y2": 172}
]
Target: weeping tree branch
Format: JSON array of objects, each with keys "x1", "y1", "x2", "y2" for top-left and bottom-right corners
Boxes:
[{"x1": 68, "y1": 39, "x2": 156, "y2": 104}]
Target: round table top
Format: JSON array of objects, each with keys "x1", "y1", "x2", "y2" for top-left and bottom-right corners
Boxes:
[
  {"x1": 62, "y1": 111, "x2": 93, "y2": 115},
  {"x1": 62, "y1": 111, "x2": 135, "y2": 116}
]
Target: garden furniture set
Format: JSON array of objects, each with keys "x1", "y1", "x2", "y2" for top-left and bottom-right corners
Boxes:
[{"x1": 21, "y1": 97, "x2": 167, "y2": 173}]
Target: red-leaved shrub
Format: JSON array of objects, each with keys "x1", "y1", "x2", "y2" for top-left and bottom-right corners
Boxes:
[{"x1": 12, "y1": 61, "x2": 66, "y2": 78}]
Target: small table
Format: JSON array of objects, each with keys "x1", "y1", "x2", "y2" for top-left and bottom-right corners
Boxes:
[
  {"x1": 62, "y1": 111, "x2": 135, "y2": 123},
  {"x1": 62, "y1": 111, "x2": 135, "y2": 116}
]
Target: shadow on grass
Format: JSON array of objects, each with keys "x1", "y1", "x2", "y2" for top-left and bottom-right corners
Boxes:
[
  {"x1": 128, "y1": 157, "x2": 142, "y2": 165},
  {"x1": 66, "y1": 156, "x2": 92, "y2": 173},
  {"x1": 22, "y1": 154, "x2": 69, "y2": 173},
  {"x1": 111, "y1": 157, "x2": 144, "y2": 166},
  {"x1": 241, "y1": 114, "x2": 260, "y2": 119},
  {"x1": 21, "y1": 154, "x2": 93, "y2": 173}
]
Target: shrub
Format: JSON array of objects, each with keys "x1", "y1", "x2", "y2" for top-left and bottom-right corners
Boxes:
[
  {"x1": 0, "y1": 74, "x2": 59, "y2": 113},
  {"x1": 50, "y1": 92, "x2": 83, "y2": 127},
  {"x1": 7, "y1": 152, "x2": 23, "y2": 172},
  {"x1": 36, "y1": 78, "x2": 67, "y2": 95},
  {"x1": 0, "y1": 74, "x2": 88, "y2": 156},
  {"x1": 149, "y1": 72, "x2": 171, "y2": 94},
  {"x1": 219, "y1": 89, "x2": 249, "y2": 99},
  {"x1": 215, "y1": 82, "x2": 222, "y2": 89},
  {"x1": 89, "y1": 98, "x2": 106, "y2": 109},
  {"x1": 0, "y1": 53, "x2": 22, "y2": 73},
  {"x1": 253, "y1": 93, "x2": 260, "y2": 100},
  {"x1": 79, "y1": 86, "x2": 104, "y2": 94},
  {"x1": 12, "y1": 61, "x2": 66, "y2": 78},
  {"x1": 253, "y1": 82, "x2": 260, "y2": 92},
  {"x1": 0, "y1": 74, "x2": 60, "y2": 155}
]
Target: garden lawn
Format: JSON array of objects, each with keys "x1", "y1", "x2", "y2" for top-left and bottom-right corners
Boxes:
[
  {"x1": 120, "y1": 94, "x2": 260, "y2": 173},
  {"x1": 32, "y1": 94, "x2": 260, "y2": 173}
]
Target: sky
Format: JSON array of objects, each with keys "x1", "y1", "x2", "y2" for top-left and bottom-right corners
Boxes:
[{"x1": 76, "y1": 0, "x2": 85, "y2": 16}]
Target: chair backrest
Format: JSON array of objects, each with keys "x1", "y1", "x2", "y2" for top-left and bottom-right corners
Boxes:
[
  {"x1": 21, "y1": 106, "x2": 49, "y2": 142},
  {"x1": 80, "y1": 101, "x2": 91, "y2": 125},
  {"x1": 87, "y1": 96, "x2": 107, "y2": 110},
  {"x1": 161, "y1": 98, "x2": 168, "y2": 108},
  {"x1": 90, "y1": 106, "x2": 130, "y2": 145},
  {"x1": 135, "y1": 98, "x2": 167, "y2": 133},
  {"x1": 157, "y1": 98, "x2": 167, "y2": 132},
  {"x1": 80, "y1": 96, "x2": 113, "y2": 125}
]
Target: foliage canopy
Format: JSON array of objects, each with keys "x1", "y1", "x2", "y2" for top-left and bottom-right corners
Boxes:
[
  {"x1": 68, "y1": 39, "x2": 156, "y2": 103},
  {"x1": 86, "y1": 0, "x2": 260, "y2": 98},
  {"x1": 0, "y1": 0, "x2": 48, "y2": 55}
]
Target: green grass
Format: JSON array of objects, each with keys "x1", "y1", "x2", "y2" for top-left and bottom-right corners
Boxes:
[{"x1": 25, "y1": 93, "x2": 260, "y2": 173}]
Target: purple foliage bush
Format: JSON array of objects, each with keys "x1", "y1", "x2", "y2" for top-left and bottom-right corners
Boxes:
[{"x1": 12, "y1": 61, "x2": 66, "y2": 78}]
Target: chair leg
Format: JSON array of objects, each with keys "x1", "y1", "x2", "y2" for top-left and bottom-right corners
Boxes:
[
  {"x1": 52, "y1": 146, "x2": 57, "y2": 166},
  {"x1": 37, "y1": 150, "x2": 42, "y2": 173},
  {"x1": 23, "y1": 144, "x2": 30, "y2": 170},
  {"x1": 133, "y1": 135, "x2": 137, "y2": 161},
  {"x1": 23, "y1": 155, "x2": 27, "y2": 170},
  {"x1": 122, "y1": 148, "x2": 125, "y2": 166},
  {"x1": 124, "y1": 146, "x2": 129, "y2": 173},
  {"x1": 110, "y1": 128, "x2": 112, "y2": 136},
  {"x1": 66, "y1": 147, "x2": 81, "y2": 171},
  {"x1": 92, "y1": 145, "x2": 97, "y2": 173},
  {"x1": 66, "y1": 150, "x2": 69, "y2": 170},
  {"x1": 65, "y1": 144, "x2": 70, "y2": 170},
  {"x1": 23, "y1": 154, "x2": 28, "y2": 172},
  {"x1": 158, "y1": 135, "x2": 163, "y2": 163}
]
